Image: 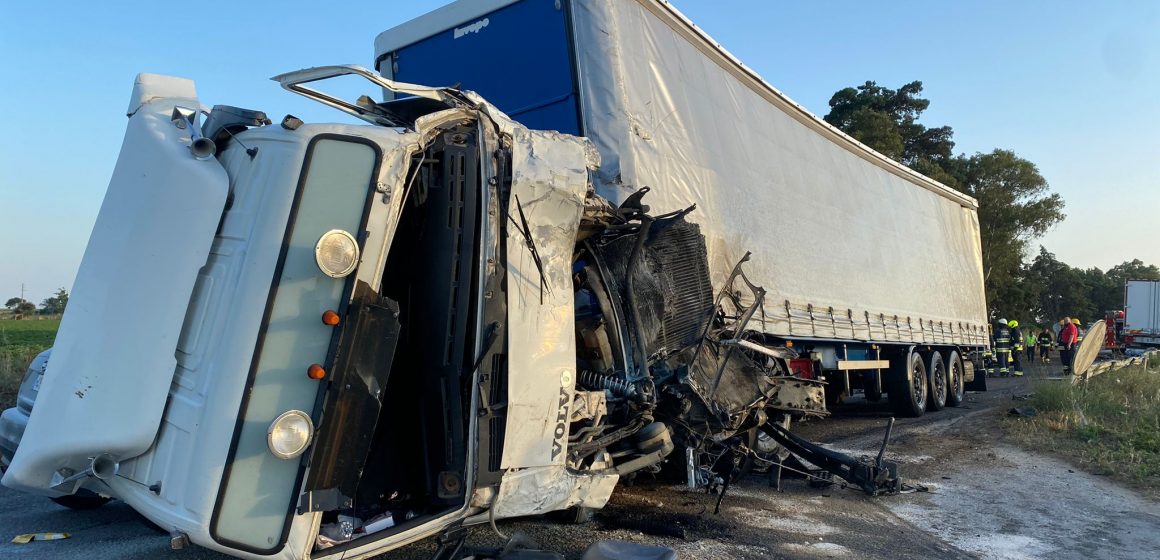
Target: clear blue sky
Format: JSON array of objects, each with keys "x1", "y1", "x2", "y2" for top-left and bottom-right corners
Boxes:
[{"x1": 2, "y1": 0, "x2": 1157, "y2": 305}]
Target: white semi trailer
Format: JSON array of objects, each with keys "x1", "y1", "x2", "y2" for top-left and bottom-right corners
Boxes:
[
  {"x1": 1, "y1": 1, "x2": 988, "y2": 558},
  {"x1": 374, "y1": 0, "x2": 990, "y2": 415}
]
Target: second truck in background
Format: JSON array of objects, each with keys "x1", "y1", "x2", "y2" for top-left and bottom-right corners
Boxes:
[{"x1": 1125, "y1": 279, "x2": 1160, "y2": 348}]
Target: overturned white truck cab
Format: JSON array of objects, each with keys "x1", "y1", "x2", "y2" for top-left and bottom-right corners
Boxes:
[
  {"x1": 3, "y1": 2, "x2": 991, "y2": 558},
  {"x1": 2, "y1": 66, "x2": 832, "y2": 558}
]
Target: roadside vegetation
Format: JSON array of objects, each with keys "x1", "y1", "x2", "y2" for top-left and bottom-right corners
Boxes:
[
  {"x1": 1008, "y1": 357, "x2": 1160, "y2": 496},
  {"x1": 0, "y1": 319, "x2": 59, "y2": 410}
]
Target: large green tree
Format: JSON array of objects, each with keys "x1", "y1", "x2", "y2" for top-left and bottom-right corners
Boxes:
[
  {"x1": 824, "y1": 80, "x2": 956, "y2": 184},
  {"x1": 40, "y1": 288, "x2": 69, "y2": 315},
  {"x1": 1024, "y1": 247, "x2": 1094, "y2": 324},
  {"x1": 947, "y1": 150, "x2": 1065, "y2": 317}
]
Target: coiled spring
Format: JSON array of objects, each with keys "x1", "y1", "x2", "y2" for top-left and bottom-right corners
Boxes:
[{"x1": 579, "y1": 370, "x2": 636, "y2": 397}]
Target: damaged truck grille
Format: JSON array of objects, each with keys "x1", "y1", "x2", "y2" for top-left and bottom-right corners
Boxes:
[{"x1": 649, "y1": 220, "x2": 715, "y2": 353}]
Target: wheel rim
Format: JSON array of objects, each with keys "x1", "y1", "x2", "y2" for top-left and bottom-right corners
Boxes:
[
  {"x1": 911, "y1": 359, "x2": 926, "y2": 407},
  {"x1": 933, "y1": 361, "x2": 946, "y2": 404},
  {"x1": 949, "y1": 360, "x2": 963, "y2": 399}
]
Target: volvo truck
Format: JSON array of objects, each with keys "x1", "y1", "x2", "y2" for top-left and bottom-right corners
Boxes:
[{"x1": 2, "y1": 1, "x2": 988, "y2": 558}]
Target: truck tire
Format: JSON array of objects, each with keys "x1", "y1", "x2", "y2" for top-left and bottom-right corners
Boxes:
[
  {"x1": 862, "y1": 372, "x2": 883, "y2": 402},
  {"x1": 945, "y1": 351, "x2": 966, "y2": 406},
  {"x1": 926, "y1": 352, "x2": 947, "y2": 412},
  {"x1": 823, "y1": 374, "x2": 846, "y2": 406},
  {"x1": 888, "y1": 351, "x2": 928, "y2": 417}
]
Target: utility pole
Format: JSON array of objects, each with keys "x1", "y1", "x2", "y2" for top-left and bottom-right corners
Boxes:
[{"x1": 21, "y1": 283, "x2": 25, "y2": 302}]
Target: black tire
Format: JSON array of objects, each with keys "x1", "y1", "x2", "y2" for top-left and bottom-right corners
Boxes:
[
  {"x1": 888, "y1": 350, "x2": 928, "y2": 417},
  {"x1": 823, "y1": 373, "x2": 846, "y2": 407},
  {"x1": 50, "y1": 490, "x2": 111, "y2": 511},
  {"x1": 862, "y1": 372, "x2": 883, "y2": 402},
  {"x1": 945, "y1": 351, "x2": 966, "y2": 406},
  {"x1": 926, "y1": 352, "x2": 947, "y2": 412}
]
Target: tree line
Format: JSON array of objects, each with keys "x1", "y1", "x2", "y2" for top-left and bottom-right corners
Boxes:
[
  {"x1": 823, "y1": 81, "x2": 1155, "y2": 326},
  {"x1": 4, "y1": 288, "x2": 69, "y2": 317}
]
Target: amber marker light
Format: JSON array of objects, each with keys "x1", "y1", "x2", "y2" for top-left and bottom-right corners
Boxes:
[
  {"x1": 322, "y1": 310, "x2": 341, "y2": 326},
  {"x1": 307, "y1": 364, "x2": 326, "y2": 380}
]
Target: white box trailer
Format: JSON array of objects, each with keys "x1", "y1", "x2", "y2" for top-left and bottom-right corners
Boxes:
[
  {"x1": 375, "y1": 0, "x2": 989, "y2": 414},
  {"x1": 1125, "y1": 280, "x2": 1160, "y2": 347}
]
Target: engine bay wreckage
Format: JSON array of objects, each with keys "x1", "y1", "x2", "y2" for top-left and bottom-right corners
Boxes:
[
  {"x1": 278, "y1": 66, "x2": 912, "y2": 543},
  {"x1": 3, "y1": 65, "x2": 915, "y2": 560}
]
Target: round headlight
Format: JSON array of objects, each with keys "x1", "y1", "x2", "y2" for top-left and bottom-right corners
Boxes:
[
  {"x1": 267, "y1": 410, "x2": 314, "y2": 459},
  {"x1": 314, "y1": 229, "x2": 360, "y2": 278}
]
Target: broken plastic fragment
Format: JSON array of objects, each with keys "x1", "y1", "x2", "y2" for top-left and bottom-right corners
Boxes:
[
  {"x1": 11, "y1": 533, "x2": 71, "y2": 544},
  {"x1": 364, "y1": 512, "x2": 395, "y2": 534}
]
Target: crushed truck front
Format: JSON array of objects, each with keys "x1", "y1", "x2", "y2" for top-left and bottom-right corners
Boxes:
[{"x1": 1, "y1": 66, "x2": 644, "y2": 559}]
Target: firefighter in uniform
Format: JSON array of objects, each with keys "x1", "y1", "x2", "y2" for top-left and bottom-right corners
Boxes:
[
  {"x1": 992, "y1": 318, "x2": 1012, "y2": 377},
  {"x1": 1038, "y1": 328, "x2": 1053, "y2": 364},
  {"x1": 1008, "y1": 319, "x2": 1024, "y2": 376}
]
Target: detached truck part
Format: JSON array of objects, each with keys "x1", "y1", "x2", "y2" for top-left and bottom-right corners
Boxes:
[{"x1": 374, "y1": 0, "x2": 989, "y2": 416}]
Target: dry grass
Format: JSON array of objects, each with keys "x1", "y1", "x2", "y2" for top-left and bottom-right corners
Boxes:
[
  {"x1": 1006, "y1": 359, "x2": 1160, "y2": 495},
  {"x1": 0, "y1": 319, "x2": 59, "y2": 410}
]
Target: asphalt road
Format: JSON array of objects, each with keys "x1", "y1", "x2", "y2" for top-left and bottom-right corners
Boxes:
[{"x1": 3, "y1": 358, "x2": 1158, "y2": 559}]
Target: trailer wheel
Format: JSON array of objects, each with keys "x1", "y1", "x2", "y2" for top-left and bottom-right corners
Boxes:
[
  {"x1": 888, "y1": 351, "x2": 928, "y2": 417},
  {"x1": 945, "y1": 351, "x2": 966, "y2": 406},
  {"x1": 823, "y1": 374, "x2": 846, "y2": 406},
  {"x1": 926, "y1": 352, "x2": 947, "y2": 412},
  {"x1": 862, "y1": 372, "x2": 883, "y2": 402}
]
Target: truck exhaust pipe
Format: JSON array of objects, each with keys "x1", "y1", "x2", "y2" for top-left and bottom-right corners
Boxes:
[
  {"x1": 189, "y1": 136, "x2": 217, "y2": 161},
  {"x1": 171, "y1": 106, "x2": 217, "y2": 160},
  {"x1": 49, "y1": 453, "x2": 119, "y2": 491}
]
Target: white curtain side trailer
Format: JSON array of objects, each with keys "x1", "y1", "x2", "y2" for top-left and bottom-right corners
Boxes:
[{"x1": 374, "y1": 0, "x2": 989, "y2": 350}]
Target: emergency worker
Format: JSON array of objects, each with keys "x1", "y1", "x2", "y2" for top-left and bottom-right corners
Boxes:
[
  {"x1": 1025, "y1": 328, "x2": 1037, "y2": 361},
  {"x1": 1059, "y1": 317, "x2": 1078, "y2": 373},
  {"x1": 1073, "y1": 318, "x2": 1085, "y2": 345},
  {"x1": 1008, "y1": 320, "x2": 1024, "y2": 376},
  {"x1": 992, "y1": 318, "x2": 1012, "y2": 377},
  {"x1": 1038, "y1": 328, "x2": 1053, "y2": 363}
]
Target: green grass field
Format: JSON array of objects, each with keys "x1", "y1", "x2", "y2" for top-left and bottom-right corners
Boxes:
[
  {"x1": 1007, "y1": 358, "x2": 1160, "y2": 496},
  {"x1": 0, "y1": 319, "x2": 60, "y2": 410}
]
